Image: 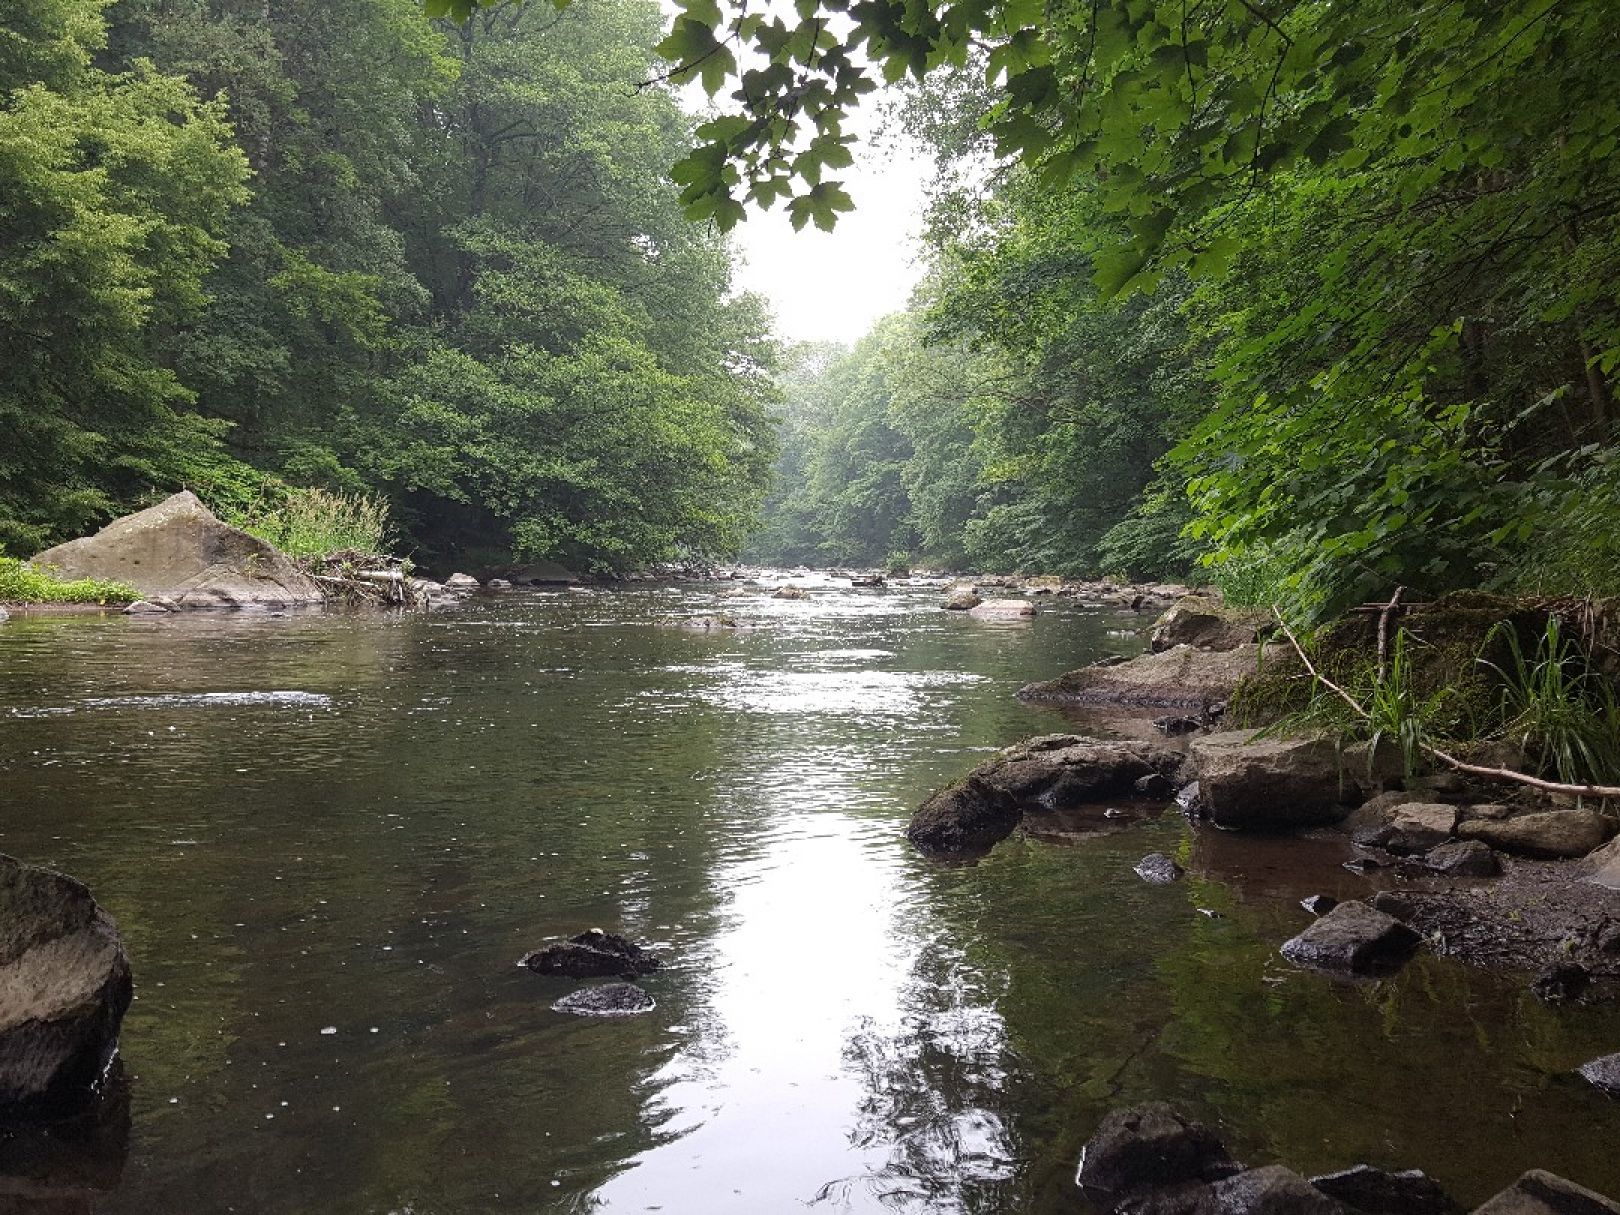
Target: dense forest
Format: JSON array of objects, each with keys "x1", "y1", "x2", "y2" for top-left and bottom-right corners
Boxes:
[
  {"x1": 732, "y1": 1, "x2": 1619, "y2": 617},
  {"x1": 1, "y1": 0, "x2": 777, "y2": 572}
]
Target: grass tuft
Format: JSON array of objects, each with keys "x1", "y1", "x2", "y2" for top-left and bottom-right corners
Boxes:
[
  {"x1": 229, "y1": 487, "x2": 393, "y2": 559},
  {"x1": 0, "y1": 556, "x2": 137, "y2": 605}
]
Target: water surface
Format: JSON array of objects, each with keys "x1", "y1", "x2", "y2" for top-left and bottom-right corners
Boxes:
[{"x1": 1, "y1": 576, "x2": 1616, "y2": 1212}]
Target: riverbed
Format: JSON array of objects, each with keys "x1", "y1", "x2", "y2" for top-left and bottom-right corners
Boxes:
[{"x1": 1, "y1": 575, "x2": 1616, "y2": 1212}]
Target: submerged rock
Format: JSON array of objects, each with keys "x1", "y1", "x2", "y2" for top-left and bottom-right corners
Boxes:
[
  {"x1": 1578, "y1": 1052, "x2": 1620, "y2": 1097},
  {"x1": 1191, "y1": 731, "x2": 1360, "y2": 830},
  {"x1": 30, "y1": 491, "x2": 322, "y2": 609},
  {"x1": 520, "y1": 930, "x2": 660, "y2": 980},
  {"x1": 906, "y1": 776, "x2": 1022, "y2": 854},
  {"x1": 1306, "y1": 1165, "x2": 1460, "y2": 1215},
  {"x1": 1075, "y1": 1102, "x2": 1242, "y2": 1201},
  {"x1": 1280, "y1": 901, "x2": 1421, "y2": 975},
  {"x1": 1531, "y1": 962, "x2": 1590, "y2": 1005},
  {"x1": 1134, "y1": 853, "x2": 1185, "y2": 885},
  {"x1": 550, "y1": 983, "x2": 655, "y2": 1018},
  {"x1": 1473, "y1": 1170, "x2": 1620, "y2": 1215},
  {"x1": 1458, "y1": 811, "x2": 1613, "y2": 859},
  {"x1": 0, "y1": 855, "x2": 133, "y2": 1112}
]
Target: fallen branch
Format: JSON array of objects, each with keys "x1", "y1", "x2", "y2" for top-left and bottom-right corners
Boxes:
[
  {"x1": 1272, "y1": 608, "x2": 1620, "y2": 800},
  {"x1": 1375, "y1": 585, "x2": 1404, "y2": 684}
]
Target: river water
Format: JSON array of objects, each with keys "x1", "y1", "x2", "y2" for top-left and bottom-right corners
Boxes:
[{"x1": 1, "y1": 575, "x2": 1617, "y2": 1213}]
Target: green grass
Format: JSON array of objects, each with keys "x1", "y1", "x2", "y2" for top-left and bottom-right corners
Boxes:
[
  {"x1": 1481, "y1": 616, "x2": 1620, "y2": 787},
  {"x1": 0, "y1": 556, "x2": 137, "y2": 604},
  {"x1": 228, "y1": 487, "x2": 393, "y2": 558}
]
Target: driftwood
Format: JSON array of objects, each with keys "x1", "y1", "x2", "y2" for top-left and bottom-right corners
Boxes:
[
  {"x1": 1273, "y1": 608, "x2": 1620, "y2": 800},
  {"x1": 304, "y1": 551, "x2": 426, "y2": 608}
]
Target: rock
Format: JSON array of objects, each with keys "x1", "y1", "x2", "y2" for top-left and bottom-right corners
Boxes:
[
  {"x1": 1596, "y1": 921, "x2": 1620, "y2": 954},
  {"x1": 501, "y1": 560, "x2": 578, "y2": 585},
  {"x1": 1135, "y1": 773, "x2": 1176, "y2": 799},
  {"x1": 120, "y1": 600, "x2": 171, "y2": 615},
  {"x1": 972, "y1": 735, "x2": 1182, "y2": 808},
  {"x1": 1135, "y1": 853, "x2": 1185, "y2": 884},
  {"x1": 1074, "y1": 1103, "x2": 1242, "y2": 1201},
  {"x1": 907, "y1": 776, "x2": 1023, "y2": 854},
  {"x1": 1465, "y1": 802, "x2": 1516, "y2": 822},
  {"x1": 1458, "y1": 811, "x2": 1613, "y2": 859},
  {"x1": 1472, "y1": 1170, "x2": 1620, "y2": 1215},
  {"x1": 1280, "y1": 901, "x2": 1421, "y2": 975},
  {"x1": 1119, "y1": 1167, "x2": 1351, "y2": 1215},
  {"x1": 1176, "y1": 781, "x2": 1204, "y2": 814},
  {"x1": 1306, "y1": 1165, "x2": 1460, "y2": 1215},
  {"x1": 30, "y1": 491, "x2": 322, "y2": 609},
  {"x1": 773, "y1": 585, "x2": 808, "y2": 600},
  {"x1": 0, "y1": 1066, "x2": 130, "y2": 1202},
  {"x1": 1530, "y1": 963, "x2": 1590, "y2": 1005},
  {"x1": 444, "y1": 572, "x2": 480, "y2": 589},
  {"x1": 1150, "y1": 595, "x2": 1260, "y2": 654},
  {"x1": 1191, "y1": 731, "x2": 1360, "y2": 830},
  {"x1": 1369, "y1": 892, "x2": 1420, "y2": 922},
  {"x1": 1422, "y1": 839, "x2": 1500, "y2": 877},
  {"x1": 0, "y1": 855, "x2": 133, "y2": 1112},
  {"x1": 1583, "y1": 839, "x2": 1620, "y2": 892},
  {"x1": 519, "y1": 930, "x2": 659, "y2": 980},
  {"x1": 969, "y1": 598, "x2": 1036, "y2": 620},
  {"x1": 550, "y1": 983, "x2": 655, "y2": 1018},
  {"x1": 1022, "y1": 644, "x2": 1278, "y2": 711},
  {"x1": 0, "y1": 606, "x2": 8, "y2": 623},
  {"x1": 1344, "y1": 791, "x2": 1426, "y2": 833},
  {"x1": 942, "y1": 590, "x2": 983, "y2": 611},
  {"x1": 679, "y1": 615, "x2": 739, "y2": 630},
  {"x1": 1155, "y1": 715, "x2": 1203, "y2": 737},
  {"x1": 1301, "y1": 894, "x2": 1339, "y2": 917},
  {"x1": 486, "y1": 577, "x2": 513, "y2": 591},
  {"x1": 1384, "y1": 804, "x2": 1458, "y2": 854},
  {"x1": 1577, "y1": 1052, "x2": 1620, "y2": 1097}
]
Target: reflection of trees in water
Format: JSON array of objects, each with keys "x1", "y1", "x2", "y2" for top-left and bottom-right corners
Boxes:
[{"x1": 825, "y1": 944, "x2": 1020, "y2": 1213}]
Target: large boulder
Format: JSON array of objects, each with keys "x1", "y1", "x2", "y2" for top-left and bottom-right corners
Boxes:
[
  {"x1": 1457, "y1": 811, "x2": 1613, "y2": 859},
  {"x1": 1021, "y1": 644, "x2": 1278, "y2": 711},
  {"x1": 30, "y1": 491, "x2": 322, "y2": 609},
  {"x1": 1472, "y1": 1171, "x2": 1620, "y2": 1215},
  {"x1": 972, "y1": 735, "x2": 1183, "y2": 808},
  {"x1": 942, "y1": 589, "x2": 983, "y2": 611},
  {"x1": 0, "y1": 856, "x2": 132, "y2": 1112},
  {"x1": 1150, "y1": 595, "x2": 1261, "y2": 653},
  {"x1": 907, "y1": 776, "x2": 1022, "y2": 854},
  {"x1": 1075, "y1": 1103, "x2": 1242, "y2": 1202},
  {"x1": 1280, "y1": 901, "x2": 1421, "y2": 975},
  {"x1": 969, "y1": 598, "x2": 1036, "y2": 620},
  {"x1": 1190, "y1": 731, "x2": 1360, "y2": 830}
]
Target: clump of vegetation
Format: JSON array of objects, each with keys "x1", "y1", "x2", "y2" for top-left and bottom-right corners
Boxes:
[
  {"x1": 230, "y1": 488, "x2": 394, "y2": 559},
  {"x1": 1482, "y1": 618, "x2": 1620, "y2": 789},
  {"x1": 0, "y1": 557, "x2": 136, "y2": 605}
]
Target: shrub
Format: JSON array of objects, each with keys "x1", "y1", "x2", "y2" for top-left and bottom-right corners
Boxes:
[{"x1": 229, "y1": 487, "x2": 393, "y2": 558}]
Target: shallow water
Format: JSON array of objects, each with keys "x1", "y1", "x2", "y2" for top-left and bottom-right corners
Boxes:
[{"x1": 1, "y1": 576, "x2": 1617, "y2": 1213}]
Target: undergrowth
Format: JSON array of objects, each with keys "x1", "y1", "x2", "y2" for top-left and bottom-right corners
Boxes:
[
  {"x1": 0, "y1": 556, "x2": 137, "y2": 604},
  {"x1": 227, "y1": 487, "x2": 393, "y2": 559}
]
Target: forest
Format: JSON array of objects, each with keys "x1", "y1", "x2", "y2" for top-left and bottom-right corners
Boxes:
[{"x1": 4, "y1": 0, "x2": 1618, "y2": 616}]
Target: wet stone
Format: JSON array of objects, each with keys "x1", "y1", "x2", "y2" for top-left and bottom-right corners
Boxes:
[
  {"x1": 1154, "y1": 716, "x2": 1202, "y2": 737},
  {"x1": 1280, "y1": 901, "x2": 1421, "y2": 976},
  {"x1": 1531, "y1": 962, "x2": 1590, "y2": 1005},
  {"x1": 550, "y1": 983, "x2": 655, "y2": 1018},
  {"x1": 1423, "y1": 839, "x2": 1500, "y2": 878},
  {"x1": 1472, "y1": 1170, "x2": 1620, "y2": 1215},
  {"x1": 520, "y1": 930, "x2": 660, "y2": 979},
  {"x1": 1307, "y1": 1165, "x2": 1462, "y2": 1215},
  {"x1": 1578, "y1": 1052, "x2": 1620, "y2": 1098},
  {"x1": 1301, "y1": 894, "x2": 1339, "y2": 917},
  {"x1": 1135, "y1": 772, "x2": 1176, "y2": 799},
  {"x1": 1134, "y1": 853, "x2": 1185, "y2": 885},
  {"x1": 1075, "y1": 1102, "x2": 1242, "y2": 1201}
]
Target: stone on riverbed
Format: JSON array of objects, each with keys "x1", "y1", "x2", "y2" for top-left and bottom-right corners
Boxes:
[
  {"x1": 1473, "y1": 1171, "x2": 1620, "y2": 1215},
  {"x1": 444, "y1": 572, "x2": 480, "y2": 590},
  {"x1": 1457, "y1": 811, "x2": 1613, "y2": 859},
  {"x1": 973, "y1": 735, "x2": 1183, "y2": 809},
  {"x1": 1383, "y1": 804, "x2": 1458, "y2": 854},
  {"x1": 550, "y1": 983, "x2": 655, "y2": 1018},
  {"x1": 1578, "y1": 1052, "x2": 1620, "y2": 1097},
  {"x1": 1134, "y1": 854, "x2": 1184, "y2": 885},
  {"x1": 1306, "y1": 1165, "x2": 1460, "y2": 1215},
  {"x1": 969, "y1": 598, "x2": 1035, "y2": 620},
  {"x1": 1422, "y1": 839, "x2": 1500, "y2": 877},
  {"x1": 906, "y1": 776, "x2": 1022, "y2": 854},
  {"x1": 1021, "y1": 644, "x2": 1273, "y2": 711},
  {"x1": 1075, "y1": 1102, "x2": 1242, "y2": 1201},
  {"x1": 773, "y1": 585, "x2": 808, "y2": 600},
  {"x1": 942, "y1": 589, "x2": 983, "y2": 611},
  {"x1": 520, "y1": 930, "x2": 659, "y2": 979},
  {"x1": 1280, "y1": 901, "x2": 1421, "y2": 975},
  {"x1": 1190, "y1": 731, "x2": 1361, "y2": 830},
  {"x1": 0, "y1": 855, "x2": 133, "y2": 1112}
]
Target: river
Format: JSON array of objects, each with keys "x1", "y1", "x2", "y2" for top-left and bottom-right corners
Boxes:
[{"x1": 1, "y1": 575, "x2": 1616, "y2": 1212}]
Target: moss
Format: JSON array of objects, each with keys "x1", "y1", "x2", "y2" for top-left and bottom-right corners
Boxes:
[{"x1": 0, "y1": 557, "x2": 138, "y2": 605}]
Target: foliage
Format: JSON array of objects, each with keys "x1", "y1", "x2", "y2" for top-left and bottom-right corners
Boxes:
[
  {"x1": 0, "y1": 556, "x2": 136, "y2": 604},
  {"x1": 229, "y1": 486, "x2": 394, "y2": 558},
  {"x1": 1481, "y1": 617, "x2": 1620, "y2": 789}
]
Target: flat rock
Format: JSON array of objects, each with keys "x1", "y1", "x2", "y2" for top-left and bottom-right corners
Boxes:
[
  {"x1": 31, "y1": 491, "x2": 322, "y2": 609},
  {"x1": 1280, "y1": 901, "x2": 1421, "y2": 975},
  {"x1": 120, "y1": 600, "x2": 171, "y2": 615},
  {"x1": 444, "y1": 572, "x2": 480, "y2": 589},
  {"x1": 1307, "y1": 1165, "x2": 1460, "y2": 1215},
  {"x1": 1385, "y1": 804, "x2": 1458, "y2": 854},
  {"x1": 1422, "y1": 839, "x2": 1500, "y2": 877},
  {"x1": 1458, "y1": 811, "x2": 1612, "y2": 859},
  {"x1": 973, "y1": 735, "x2": 1182, "y2": 808},
  {"x1": 519, "y1": 930, "x2": 659, "y2": 979},
  {"x1": 1134, "y1": 853, "x2": 1185, "y2": 885},
  {"x1": 1577, "y1": 1052, "x2": 1620, "y2": 1097},
  {"x1": 1075, "y1": 1102, "x2": 1242, "y2": 1201},
  {"x1": 1191, "y1": 731, "x2": 1360, "y2": 830},
  {"x1": 1472, "y1": 1170, "x2": 1620, "y2": 1215},
  {"x1": 1021, "y1": 644, "x2": 1277, "y2": 711},
  {"x1": 0, "y1": 855, "x2": 133, "y2": 1111},
  {"x1": 550, "y1": 983, "x2": 655, "y2": 1018},
  {"x1": 907, "y1": 776, "x2": 1022, "y2": 854},
  {"x1": 969, "y1": 597, "x2": 1036, "y2": 619}
]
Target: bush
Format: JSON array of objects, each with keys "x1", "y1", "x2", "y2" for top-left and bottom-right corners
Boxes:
[
  {"x1": 228, "y1": 487, "x2": 393, "y2": 558},
  {"x1": 0, "y1": 557, "x2": 136, "y2": 604}
]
